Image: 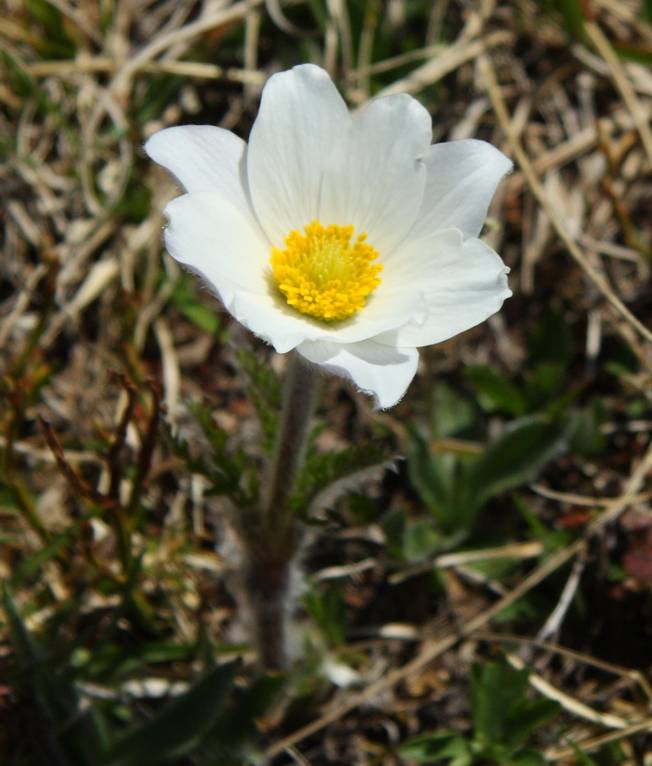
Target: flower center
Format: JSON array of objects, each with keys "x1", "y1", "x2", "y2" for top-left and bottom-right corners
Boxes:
[{"x1": 270, "y1": 220, "x2": 382, "y2": 322}]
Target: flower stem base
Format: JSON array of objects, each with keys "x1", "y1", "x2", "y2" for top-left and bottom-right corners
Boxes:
[
  {"x1": 242, "y1": 552, "x2": 293, "y2": 671},
  {"x1": 238, "y1": 352, "x2": 320, "y2": 670}
]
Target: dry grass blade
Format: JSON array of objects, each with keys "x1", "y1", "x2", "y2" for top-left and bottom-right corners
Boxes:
[
  {"x1": 110, "y1": 0, "x2": 265, "y2": 92},
  {"x1": 26, "y1": 58, "x2": 265, "y2": 84},
  {"x1": 389, "y1": 541, "x2": 543, "y2": 585},
  {"x1": 506, "y1": 653, "x2": 629, "y2": 729},
  {"x1": 478, "y1": 53, "x2": 652, "y2": 349},
  {"x1": 584, "y1": 21, "x2": 652, "y2": 169},
  {"x1": 373, "y1": 30, "x2": 512, "y2": 100},
  {"x1": 474, "y1": 631, "x2": 652, "y2": 703},
  {"x1": 547, "y1": 717, "x2": 652, "y2": 761}
]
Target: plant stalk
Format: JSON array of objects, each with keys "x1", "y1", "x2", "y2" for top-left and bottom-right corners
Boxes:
[
  {"x1": 263, "y1": 352, "x2": 320, "y2": 527},
  {"x1": 243, "y1": 352, "x2": 320, "y2": 670}
]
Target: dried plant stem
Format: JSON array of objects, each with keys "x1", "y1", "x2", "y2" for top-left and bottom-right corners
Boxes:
[
  {"x1": 26, "y1": 58, "x2": 264, "y2": 84},
  {"x1": 242, "y1": 353, "x2": 320, "y2": 670},
  {"x1": 585, "y1": 21, "x2": 652, "y2": 170}
]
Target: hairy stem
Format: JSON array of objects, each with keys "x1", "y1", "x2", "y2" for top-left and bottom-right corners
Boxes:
[
  {"x1": 263, "y1": 352, "x2": 320, "y2": 528},
  {"x1": 242, "y1": 549, "x2": 295, "y2": 671},
  {"x1": 243, "y1": 352, "x2": 320, "y2": 670}
]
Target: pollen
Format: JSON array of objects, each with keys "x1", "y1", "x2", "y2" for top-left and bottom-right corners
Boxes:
[{"x1": 270, "y1": 220, "x2": 382, "y2": 322}]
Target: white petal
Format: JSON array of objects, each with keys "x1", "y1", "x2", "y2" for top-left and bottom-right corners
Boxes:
[
  {"x1": 231, "y1": 290, "x2": 328, "y2": 354},
  {"x1": 408, "y1": 139, "x2": 512, "y2": 240},
  {"x1": 145, "y1": 126, "x2": 250, "y2": 212},
  {"x1": 375, "y1": 234, "x2": 511, "y2": 347},
  {"x1": 320, "y1": 93, "x2": 431, "y2": 254},
  {"x1": 247, "y1": 64, "x2": 351, "y2": 246},
  {"x1": 163, "y1": 192, "x2": 268, "y2": 306},
  {"x1": 328, "y1": 284, "x2": 423, "y2": 342},
  {"x1": 232, "y1": 278, "x2": 422, "y2": 355},
  {"x1": 163, "y1": 192, "x2": 322, "y2": 353},
  {"x1": 297, "y1": 339, "x2": 419, "y2": 409}
]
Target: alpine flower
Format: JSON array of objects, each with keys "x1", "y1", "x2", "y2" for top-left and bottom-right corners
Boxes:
[{"x1": 146, "y1": 64, "x2": 512, "y2": 408}]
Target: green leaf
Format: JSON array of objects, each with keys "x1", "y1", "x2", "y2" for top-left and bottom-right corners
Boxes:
[
  {"x1": 195, "y1": 673, "x2": 285, "y2": 766},
  {"x1": 187, "y1": 401, "x2": 258, "y2": 507},
  {"x1": 553, "y1": 0, "x2": 586, "y2": 40},
  {"x1": 401, "y1": 519, "x2": 443, "y2": 563},
  {"x1": 25, "y1": 0, "x2": 76, "y2": 56},
  {"x1": 472, "y1": 659, "x2": 530, "y2": 748},
  {"x1": 303, "y1": 583, "x2": 347, "y2": 647},
  {"x1": 113, "y1": 177, "x2": 152, "y2": 223},
  {"x1": 236, "y1": 348, "x2": 281, "y2": 455},
  {"x1": 134, "y1": 74, "x2": 184, "y2": 125},
  {"x1": 464, "y1": 365, "x2": 527, "y2": 416},
  {"x1": 466, "y1": 418, "x2": 565, "y2": 509},
  {"x1": 567, "y1": 742, "x2": 599, "y2": 765},
  {"x1": 382, "y1": 507, "x2": 408, "y2": 560},
  {"x1": 406, "y1": 425, "x2": 462, "y2": 530},
  {"x1": 431, "y1": 382, "x2": 475, "y2": 438},
  {"x1": 471, "y1": 659, "x2": 559, "y2": 753},
  {"x1": 407, "y1": 417, "x2": 566, "y2": 537},
  {"x1": 293, "y1": 442, "x2": 393, "y2": 517},
  {"x1": 399, "y1": 731, "x2": 472, "y2": 765},
  {"x1": 514, "y1": 494, "x2": 569, "y2": 552},
  {"x1": 0, "y1": 50, "x2": 36, "y2": 99},
  {"x1": 527, "y1": 308, "x2": 574, "y2": 366},
  {"x1": 504, "y1": 697, "x2": 559, "y2": 750},
  {"x1": 3, "y1": 585, "x2": 105, "y2": 765},
  {"x1": 171, "y1": 276, "x2": 221, "y2": 335},
  {"x1": 569, "y1": 401, "x2": 607, "y2": 457},
  {"x1": 12, "y1": 530, "x2": 71, "y2": 583},
  {"x1": 524, "y1": 362, "x2": 567, "y2": 410},
  {"x1": 101, "y1": 662, "x2": 237, "y2": 766},
  {"x1": 644, "y1": 0, "x2": 652, "y2": 23},
  {"x1": 506, "y1": 749, "x2": 548, "y2": 766},
  {"x1": 3, "y1": 584, "x2": 39, "y2": 665},
  {"x1": 611, "y1": 42, "x2": 652, "y2": 66}
]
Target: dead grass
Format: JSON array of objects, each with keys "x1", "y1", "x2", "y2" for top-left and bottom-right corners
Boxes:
[{"x1": 2, "y1": 0, "x2": 652, "y2": 764}]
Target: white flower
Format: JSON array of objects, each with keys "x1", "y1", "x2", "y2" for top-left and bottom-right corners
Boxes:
[{"x1": 146, "y1": 64, "x2": 512, "y2": 408}]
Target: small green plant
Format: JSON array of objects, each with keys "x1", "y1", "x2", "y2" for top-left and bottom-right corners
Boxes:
[
  {"x1": 3, "y1": 586, "x2": 283, "y2": 766},
  {"x1": 400, "y1": 657, "x2": 559, "y2": 765},
  {"x1": 396, "y1": 308, "x2": 607, "y2": 563},
  {"x1": 400, "y1": 381, "x2": 566, "y2": 557}
]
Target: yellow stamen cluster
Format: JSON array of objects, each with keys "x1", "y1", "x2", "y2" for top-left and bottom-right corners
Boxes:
[{"x1": 270, "y1": 220, "x2": 382, "y2": 322}]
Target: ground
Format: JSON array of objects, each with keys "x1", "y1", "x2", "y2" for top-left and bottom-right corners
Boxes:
[{"x1": 1, "y1": 0, "x2": 652, "y2": 764}]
